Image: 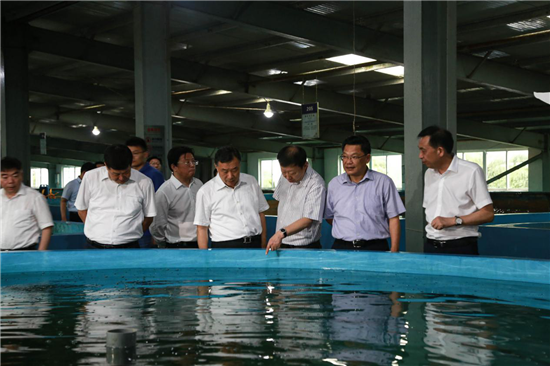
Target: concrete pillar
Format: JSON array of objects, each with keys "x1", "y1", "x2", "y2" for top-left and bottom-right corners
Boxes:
[
  {"x1": 134, "y1": 2, "x2": 172, "y2": 178},
  {"x1": 1, "y1": 24, "x2": 31, "y2": 184},
  {"x1": 404, "y1": 2, "x2": 457, "y2": 252}
]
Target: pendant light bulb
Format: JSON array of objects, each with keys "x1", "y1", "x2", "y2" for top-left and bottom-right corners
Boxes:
[
  {"x1": 92, "y1": 126, "x2": 101, "y2": 136},
  {"x1": 264, "y1": 102, "x2": 274, "y2": 118}
]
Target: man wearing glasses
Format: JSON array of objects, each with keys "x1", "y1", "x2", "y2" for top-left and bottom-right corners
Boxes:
[
  {"x1": 75, "y1": 145, "x2": 156, "y2": 249},
  {"x1": 325, "y1": 135, "x2": 405, "y2": 252},
  {"x1": 150, "y1": 146, "x2": 203, "y2": 248},
  {"x1": 126, "y1": 137, "x2": 164, "y2": 191}
]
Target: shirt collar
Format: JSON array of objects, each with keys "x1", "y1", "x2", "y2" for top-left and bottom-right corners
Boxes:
[
  {"x1": 170, "y1": 174, "x2": 194, "y2": 190},
  {"x1": 2, "y1": 184, "x2": 27, "y2": 199},
  {"x1": 100, "y1": 166, "x2": 136, "y2": 184},
  {"x1": 340, "y1": 168, "x2": 373, "y2": 185},
  {"x1": 431, "y1": 155, "x2": 458, "y2": 176},
  {"x1": 214, "y1": 173, "x2": 245, "y2": 191}
]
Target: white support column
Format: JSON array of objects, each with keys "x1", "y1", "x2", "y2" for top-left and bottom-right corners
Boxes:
[
  {"x1": 404, "y1": 2, "x2": 457, "y2": 252},
  {"x1": 134, "y1": 2, "x2": 172, "y2": 177}
]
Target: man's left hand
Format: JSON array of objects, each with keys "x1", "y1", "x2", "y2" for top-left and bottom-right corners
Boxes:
[
  {"x1": 431, "y1": 216, "x2": 455, "y2": 230},
  {"x1": 265, "y1": 232, "x2": 284, "y2": 254}
]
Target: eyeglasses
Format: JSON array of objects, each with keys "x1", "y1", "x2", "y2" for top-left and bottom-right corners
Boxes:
[
  {"x1": 340, "y1": 155, "x2": 366, "y2": 162},
  {"x1": 180, "y1": 160, "x2": 199, "y2": 166}
]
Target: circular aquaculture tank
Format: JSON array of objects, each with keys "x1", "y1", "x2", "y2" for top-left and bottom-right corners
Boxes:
[{"x1": 1, "y1": 250, "x2": 549, "y2": 365}]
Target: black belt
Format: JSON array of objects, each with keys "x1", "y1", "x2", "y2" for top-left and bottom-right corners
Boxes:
[
  {"x1": 165, "y1": 241, "x2": 198, "y2": 249},
  {"x1": 86, "y1": 238, "x2": 140, "y2": 249},
  {"x1": 338, "y1": 238, "x2": 388, "y2": 248},
  {"x1": 1, "y1": 243, "x2": 39, "y2": 251},
  {"x1": 213, "y1": 234, "x2": 261, "y2": 245},
  {"x1": 427, "y1": 237, "x2": 477, "y2": 249}
]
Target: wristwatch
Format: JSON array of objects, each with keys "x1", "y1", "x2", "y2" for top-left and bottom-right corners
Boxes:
[
  {"x1": 280, "y1": 228, "x2": 288, "y2": 237},
  {"x1": 455, "y1": 216, "x2": 463, "y2": 226}
]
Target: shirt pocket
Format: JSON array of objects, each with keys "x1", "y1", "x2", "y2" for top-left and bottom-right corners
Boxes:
[
  {"x1": 123, "y1": 195, "x2": 143, "y2": 216},
  {"x1": 362, "y1": 194, "x2": 384, "y2": 218},
  {"x1": 13, "y1": 209, "x2": 34, "y2": 228}
]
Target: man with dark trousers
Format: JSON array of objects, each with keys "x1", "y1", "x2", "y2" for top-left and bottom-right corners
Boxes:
[
  {"x1": 418, "y1": 126, "x2": 494, "y2": 255},
  {"x1": 194, "y1": 146, "x2": 269, "y2": 249},
  {"x1": 75, "y1": 145, "x2": 156, "y2": 249},
  {"x1": 1, "y1": 157, "x2": 53, "y2": 251},
  {"x1": 325, "y1": 135, "x2": 405, "y2": 252}
]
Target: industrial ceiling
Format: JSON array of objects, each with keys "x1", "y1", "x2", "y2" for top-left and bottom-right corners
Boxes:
[{"x1": 2, "y1": 1, "x2": 550, "y2": 161}]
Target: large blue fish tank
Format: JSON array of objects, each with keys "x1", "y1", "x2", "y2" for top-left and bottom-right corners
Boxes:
[{"x1": 1, "y1": 249, "x2": 549, "y2": 365}]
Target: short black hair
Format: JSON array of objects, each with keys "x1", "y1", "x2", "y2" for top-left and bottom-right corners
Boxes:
[
  {"x1": 167, "y1": 146, "x2": 194, "y2": 172},
  {"x1": 417, "y1": 126, "x2": 454, "y2": 154},
  {"x1": 214, "y1": 146, "x2": 241, "y2": 165},
  {"x1": 147, "y1": 156, "x2": 162, "y2": 165},
  {"x1": 342, "y1": 135, "x2": 372, "y2": 155},
  {"x1": 81, "y1": 162, "x2": 96, "y2": 174},
  {"x1": 1, "y1": 157, "x2": 22, "y2": 172},
  {"x1": 104, "y1": 145, "x2": 133, "y2": 170},
  {"x1": 277, "y1": 145, "x2": 307, "y2": 168},
  {"x1": 125, "y1": 136, "x2": 148, "y2": 152}
]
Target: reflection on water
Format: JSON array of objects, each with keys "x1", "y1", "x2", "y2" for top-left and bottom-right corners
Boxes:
[{"x1": 1, "y1": 268, "x2": 549, "y2": 366}]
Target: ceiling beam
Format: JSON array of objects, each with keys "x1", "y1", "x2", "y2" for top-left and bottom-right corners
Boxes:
[
  {"x1": 27, "y1": 26, "x2": 546, "y2": 150},
  {"x1": 4, "y1": 1, "x2": 77, "y2": 23},
  {"x1": 172, "y1": 1, "x2": 550, "y2": 95}
]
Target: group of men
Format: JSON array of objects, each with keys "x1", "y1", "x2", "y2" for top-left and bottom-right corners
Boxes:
[{"x1": 1, "y1": 126, "x2": 494, "y2": 255}]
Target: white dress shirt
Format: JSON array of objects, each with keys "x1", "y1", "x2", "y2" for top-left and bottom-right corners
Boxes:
[
  {"x1": 150, "y1": 175, "x2": 203, "y2": 243},
  {"x1": 274, "y1": 166, "x2": 326, "y2": 246},
  {"x1": 1, "y1": 184, "x2": 54, "y2": 250},
  {"x1": 423, "y1": 155, "x2": 493, "y2": 240},
  {"x1": 194, "y1": 173, "x2": 269, "y2": 242},
  {"x1": 75, "y1": 167, "x2": 156, "y2": 245}
]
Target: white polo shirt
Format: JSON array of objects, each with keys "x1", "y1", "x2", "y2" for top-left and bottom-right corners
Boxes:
[
  {"x1": 1, "y1": 185, "x2": 54, "y2": 250},
  {"x1": 150, "y1": 175, "x2": 203, "y2": 243},
  {"x1": 75, "y1": 167, "x2": 156, "y2": 245},
  {"x1": 194, "y1": 173, "x2": 269, "y2": 242},
  {"x1": 274, "y1": 166, "x2": 326, "y2": 246},
  {"x1": 423, "y1": 155, "x2": 493, "y2": 240}
]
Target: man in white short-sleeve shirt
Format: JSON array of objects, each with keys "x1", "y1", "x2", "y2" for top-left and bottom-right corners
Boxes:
[
  {"x1": 418, "y1": 126, "x2": 494, "y2": 255},
  {"x1": 1, "y1": 157, "x2": 54, "y2": 251},
  {"x1": 75, "y1": 144, "x2": 156, "y2": 249},
  {"x1": 150, "y1": 146, "x2": 203, "y2": 248},
  {"x1": 194, "y1": 146, "x2": 269, "y2": 249},
  {"x1": 265, "y1": 145, "x2": 326, "y2": 253}
]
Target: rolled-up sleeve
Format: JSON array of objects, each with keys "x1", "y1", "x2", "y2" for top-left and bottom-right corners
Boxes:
[
  {"x1": 193, "y1": 188, "x2": 211, "y2": 226},
  {"x1": 142, "y1": 180, "x2": 156, "y2": 217},
  {"x1": 469, "y1": 166, "x2": 493, "y2": 209},
  {"x1": 150, "y1": 190, "x2": 168, "y2": 242},
  {"x1": 324, "y1": 181, "x2": 335, "y2": 219},
  {"x1": 34, "y1": 195, "x2": 54, "y2": 230},
  {"x1": 303, "y1": 183, "x2": 326, "y2": 222},
  {"x1": 75, "y1": 175, "x2": 90, "y2": 211},
  {"x1": 384, "y1": 178, "x2": 405, "y2": 219},
  {"x1": 254, "y1": 179, "x2": 270, "y2": 213}
]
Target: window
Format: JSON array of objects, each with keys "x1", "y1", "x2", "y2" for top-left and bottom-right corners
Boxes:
[
  {"x1": 458, "y1": 150, "x2": 528, "y2": 191},
  {"x1": 30, "y1": 168, "x2": 49, "y2": 189},
  {"x1": 337, "y1": 154, "x2": 403, "y2": 190},
  {"x1": 260, "y1": 159, "x2": 281, "y2": 190},
  {"x1": 372, "y1": 155, "x2": 402, "y2": 190},
  {"x1": 61, "y1": 166, "x2": 80, "y2": 187}
]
